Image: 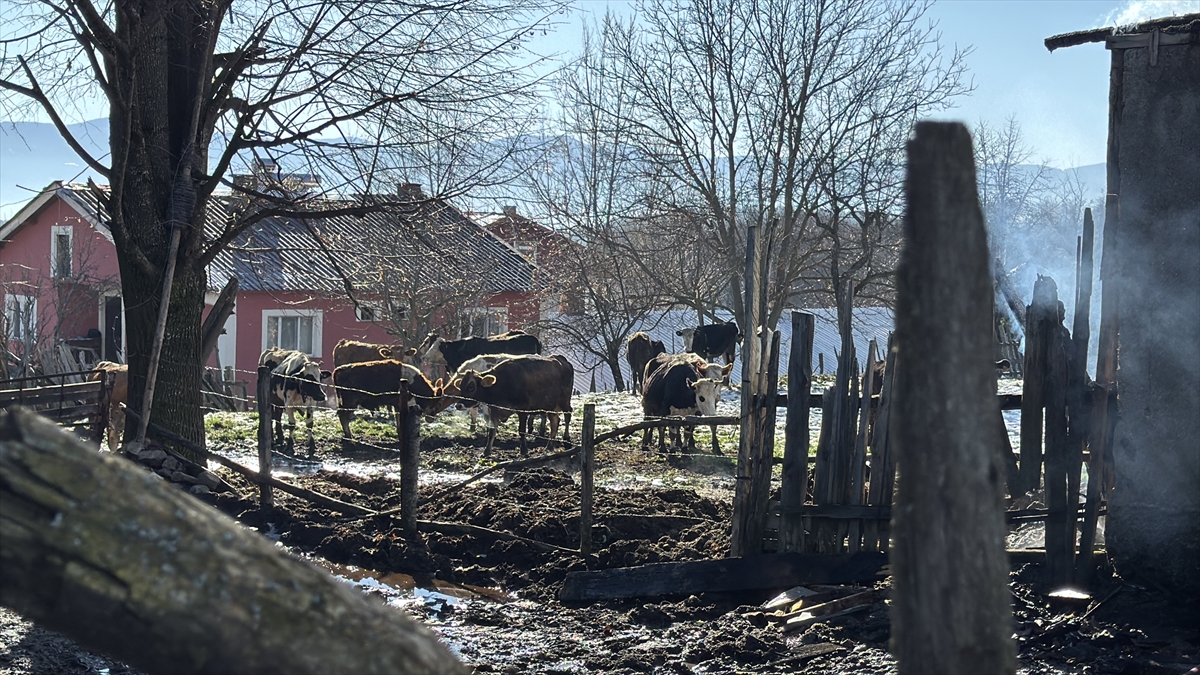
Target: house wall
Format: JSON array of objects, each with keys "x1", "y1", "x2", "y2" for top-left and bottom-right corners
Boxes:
[
  {"x1": 232, "y1": 290, "x2": 398, "y2": 376},
  {"x1": 487, "y1": 290, "x2": 539, "y2": 330},
  {"x1": 1, "y1": 194, "x2": 120, "y2": 359},
  {"x1": 1105, "y1": 39, "x2": 1200, "y2": 598}
]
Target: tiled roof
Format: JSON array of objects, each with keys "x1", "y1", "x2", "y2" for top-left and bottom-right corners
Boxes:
[{"x1": 54, "y1": 183, "x2": 535, "y2": 294}]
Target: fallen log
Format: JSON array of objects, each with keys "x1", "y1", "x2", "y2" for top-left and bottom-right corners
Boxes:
[
  {"x1": 560, "y1": 552, "x2": 888, "y2": 602},
  {"x1": 0, "y1": 406, "x2": 465, "y2": 674}
]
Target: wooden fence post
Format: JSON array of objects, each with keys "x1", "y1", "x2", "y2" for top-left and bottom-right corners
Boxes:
[
  {"x1": 580, "y1": 403, "x2": 596, "y2": 557},
  {"x1": 398, "y1": 381, "x2": 420, "y2": 534},
  {"x1": 863, "y1": 333, "x2": 898, "y2": 553},
  {"x1": 848, "y1": 340, "x2": 878, "y2": 553},
  {"x1": 1078, "y1": 196, "x2": 1120, "y2": 587},
  {"x1": 730, "y1": 225, "x2": 759, "y2": 557},
  {"x1": 1020, "y1": 278, "x2": 1053, "y2": 496},
  {"x1": 256, "y1": 366, "x2": 273, "y2": 509},
  {"x1": 780, "y1": 312, "x2": 814, "y2": 553},
  {"x1": 890, "y1": 121, "x2": 1015, "y2": 675}
]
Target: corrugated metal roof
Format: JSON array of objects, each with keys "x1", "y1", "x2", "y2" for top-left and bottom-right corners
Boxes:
[
  {"x1": 57, "y1": 183, "x2": 535, "y2": 294},
  {"x1": 546, "y1": 307, "x2": 895, "y2": 394}
]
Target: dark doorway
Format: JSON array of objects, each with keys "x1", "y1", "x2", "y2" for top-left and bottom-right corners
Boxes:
[{"x1": 103, "y1": 296, "x2": 123, "y2": 362}]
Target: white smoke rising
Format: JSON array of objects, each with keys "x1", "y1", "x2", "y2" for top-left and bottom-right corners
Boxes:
[{"x1": 1104, "y1": 0, "x2": 1200, "y2": 27}]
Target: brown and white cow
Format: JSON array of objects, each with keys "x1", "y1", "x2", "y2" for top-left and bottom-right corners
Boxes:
[
  {"x1": 89, "y1": 361, "x2": 128, "y2": 451},
  {"x1": 331, "y1": 359, "x2": 444, "y2": 440},
  {"x1": 676, "y1": 321, "x2": 741, "y2": 365},
  {"x1": 259, "y1": 348, "x2": 331, "y2": 454},
  {"x1": 641, "y1": 355, "x2": 724, "y2": 452},
  {"x1": 441, "y1": 354, "x2": 573, "y2": 457},
  {"x1": 626, "y1": 332, "x2": 666, "y2": 395},
  {"x1": 331, "y1": 339, "x2": 418, "y2": 369}
]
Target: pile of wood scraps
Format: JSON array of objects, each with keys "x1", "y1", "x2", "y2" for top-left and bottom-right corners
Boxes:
[{"x1": 759, "y1": 584, "x2": 884, "y2": 632}]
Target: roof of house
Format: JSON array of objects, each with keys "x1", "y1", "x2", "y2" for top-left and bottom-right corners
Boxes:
[
  {"x1": 3, "y1": 182, "x2": 536, "y2": 295},
  {"x1": 1045, "y1": 12, "x2": 1200, "y2": 52}
]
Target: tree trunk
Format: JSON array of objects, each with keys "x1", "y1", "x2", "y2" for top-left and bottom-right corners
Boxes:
[
  {"x1": 890, "y1": 122, "x2": 1015, "y2": 675},
  {"x1": 0, "y1": 407, "x2": 466, "y2": 675},
  {"x1": 120, "y1": 257, "x2": 207, "y2": 458}
]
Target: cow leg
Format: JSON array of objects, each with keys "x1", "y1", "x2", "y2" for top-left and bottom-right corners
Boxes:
[
  {"x1": 469, "y1": 406, "x2": 478, "y2": 433},
  {"x1": 710, "y1": 423, "x2": 722, "y2": 455},
  {"x1": 337, "y1": 408, "x2": 354, "y2": 440},
  {"x1": 518, "y1": 413, "x2": 529, "y2": 457},
  {"x1": 286, "y1": 405, "x2": 298, "y2": 452},
  {"x1": 562, "y1": 410, "x2": 572, "y2": 446},
  {"x1": 685, "y1": 425, "x2": 697, "y2": 451},
  {"x1": 546, "y1": 413, "x2": 560, "y2": 451},
  {"x1": 484, "y1": 426, "x2": 497, "y2": 457},
  {"x1": 306, "y1": 405, "x2": 316, "y2": 456},
  {"x1": 642, "y1": 426, "x2": 653, "y2": 450}
]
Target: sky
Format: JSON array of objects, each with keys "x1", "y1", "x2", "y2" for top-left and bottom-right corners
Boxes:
[{"x1": 533, "y1": 0, "x2": 1199, "y2": 169}]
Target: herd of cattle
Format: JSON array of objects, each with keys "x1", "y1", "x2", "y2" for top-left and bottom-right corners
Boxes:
[{"x1": 87, "y1": 319, "x2": 745, "y2": 455}]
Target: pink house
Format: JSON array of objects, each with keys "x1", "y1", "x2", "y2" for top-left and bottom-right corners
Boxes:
[{"x1": 2, "y1": 182, "x2": 540, "y2": 379}]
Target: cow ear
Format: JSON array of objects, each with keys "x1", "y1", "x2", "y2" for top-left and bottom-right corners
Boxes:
[
  {"x1": 320, "y1": 370, "x2": 332, "y2": 381},
  {"x1": 434, "y1": 377, "x2": 443, "y2": 390},
  {"x1": 722, "y1": 363, "x2": 734, "y2": 377},
  {"x1": 405, "y1": 347, "x2": 418, "y2": 355},
  {"x1": 481, "y1": 375, "x2": 497, "y2": 387}
]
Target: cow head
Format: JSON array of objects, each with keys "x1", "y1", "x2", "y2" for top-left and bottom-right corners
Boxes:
[
  {"x1": 676, "y1": 327, "x2": 696, "y2": 351},
  {"x1": 689, "y1": 378, "x2": 723, "y2": 416},
  {"x1": 650, "y1": 340, "x2": 666, "y2": 358},
  {"x1": 422, "y1": 337, "x2": 446, "y2": 366},
  {"x1": 295, "y1": 362, "x2": 329, "y2": 402}
]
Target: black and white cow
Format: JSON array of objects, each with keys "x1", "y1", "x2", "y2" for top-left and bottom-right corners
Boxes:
[
  {"x1": 418, "y1": 330, "x2": 542, "y2": 373},
  {"x1": 259, "y1": 348, "x2": 331, "y2": 454},
  {"x1": 441, "y1": 354, "x2": 573, "y2": 457},
  {"x1": 676, "y1": 321, "x2": 742, "y2": 365},
  {"x1": 640, "y1": 356, "x2": 724, "y2": 452}
]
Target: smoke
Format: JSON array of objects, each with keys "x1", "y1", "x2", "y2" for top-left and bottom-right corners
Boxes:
[{"x1": 1103, "y1": 0, "x2": 1200, "y2": 27}]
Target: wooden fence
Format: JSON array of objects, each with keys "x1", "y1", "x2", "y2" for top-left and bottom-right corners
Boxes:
[{"x1": 0, "y1": 369, "x2": 113, "y2": 443}]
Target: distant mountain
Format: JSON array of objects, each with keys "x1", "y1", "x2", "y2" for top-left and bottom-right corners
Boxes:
[
  {"x1": 1, "y1": 120, "x2": 108, "y2": 219},
  {"x1": 0, "y1": 119, "x2": 1111, "y2": 221}
]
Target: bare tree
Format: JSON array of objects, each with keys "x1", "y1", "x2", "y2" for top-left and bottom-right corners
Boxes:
[
  {"x1": 1, "y1": 0, "x2": 561, "y2": 447},
  {"x1": 588, "y1": 0, "x2": 968, "y2": 334},
  {"x1": 526, "y1": 26, "x2": 662, "y2": 391}
]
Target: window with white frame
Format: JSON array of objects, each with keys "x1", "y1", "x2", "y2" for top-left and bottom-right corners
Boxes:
[
  {"x1": 4, "y1": 294, "x2": 37, "y2": 341},
  {"x1": 461, "y1": 307, "x2": 507, "y2": 338},
  {"x1": 262, "y1": 309, "x2": 322, "y2": 356},
  {"x1": 51, "y1": 225, "x2": 73, "y2": 279}
]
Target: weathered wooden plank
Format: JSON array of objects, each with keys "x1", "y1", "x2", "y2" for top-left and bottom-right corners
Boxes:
[
  {"x1": 0, "y1": 381, "x2": 104, "y2": 406},
  {"x1": 560, "y1": 552, "x2": 888, "y2": 601},
  {"x1": 780, "y1": 311, "x2": 815, "y2": 553},
  {"x1": 891, "y1": 122, "x2": 1015, "y2": 674}
]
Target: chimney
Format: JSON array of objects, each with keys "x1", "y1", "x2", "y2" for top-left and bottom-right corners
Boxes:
[
  {"x1": 503, "y1": 205, "x2": 519, "y2": 219},
  {"x1": 398, "y1": 182, "x2": 423, "y2": 199}
]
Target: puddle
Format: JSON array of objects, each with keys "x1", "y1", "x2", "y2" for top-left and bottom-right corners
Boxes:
[{"x1": 315, "y1": 560, "x2": 512, "y2": 604}]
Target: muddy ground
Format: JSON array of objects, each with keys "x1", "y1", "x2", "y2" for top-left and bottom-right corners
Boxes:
[{"x1": 1, "y1": 436, "x2": 1197, "y2": 674}]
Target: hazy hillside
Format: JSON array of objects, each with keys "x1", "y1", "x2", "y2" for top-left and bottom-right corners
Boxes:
[
  {"x1": 0, "y1": 119, "x2": 1108, "y2": 221},
  {"x1": 1, "y1": 120, "x2": 108, "y2": 219}
]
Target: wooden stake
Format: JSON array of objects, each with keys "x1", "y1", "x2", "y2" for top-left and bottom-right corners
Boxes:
[
  {"x1": 848, "y1": 340, "x2": 878, "y2": 553},
  {"x1": 731, "y1": 225, "x2": 759, "y2": 557},
  {"x1": 256, "y1": 365, "x2": 274, "y2": 509},
  {"x1": 131, "y1": 224, "x2": 183, "y2": 450},
  {"x1": 398, "y1": 381, "x2": 420, "y2": 534},
  {"x1": 580, "y1": 403, "x2": 596, "y2": 556}
]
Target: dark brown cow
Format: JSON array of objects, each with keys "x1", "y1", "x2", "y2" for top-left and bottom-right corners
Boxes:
[
  {"x1": 89, "y1": 361, "x2": 128, "y2": 451},
  {"x1": 441, "y1": 354, "x2": 573, "y2": 456},
  {"x1": 418, "y1": 330, "x2": 541, "y2": 372},
  {"x1": 332, "y1": 359, "x2": 444, "y2": 439},
  {"x1": 626, "y1": 332, "x2": 666, "y2": 394},
  {"x1": 332, "y1": 339, "x2": 417, "y2": 369}
]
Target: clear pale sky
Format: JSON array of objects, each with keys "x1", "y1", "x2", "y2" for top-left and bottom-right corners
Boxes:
[{"x1": 537, "y1": 0, "x2": 1199, "y2": 169}]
